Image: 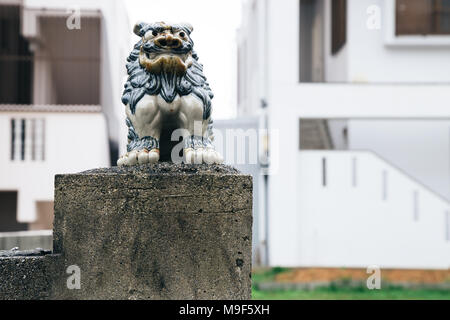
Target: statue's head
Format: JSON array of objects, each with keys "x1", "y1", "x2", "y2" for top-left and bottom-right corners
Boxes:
[
  {"x1": 123, "y1": 21, "x2": 213, "y2": 116},
  {"x1": 133, "y1": 21, "x2": 194, "y2": 76}
]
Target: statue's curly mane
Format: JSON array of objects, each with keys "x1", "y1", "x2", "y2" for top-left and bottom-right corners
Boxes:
[{"x1": 121, "y1": 39, "x2": 214, "y2": 121}]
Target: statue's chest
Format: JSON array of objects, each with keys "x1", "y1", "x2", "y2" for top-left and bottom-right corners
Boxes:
[{"x1": 155, "y1": 94, "x2": 182, "y2": 115}]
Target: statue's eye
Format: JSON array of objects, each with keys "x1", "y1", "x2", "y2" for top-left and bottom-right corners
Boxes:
[
  {"x1": 152, "y1": 30, "x2": 158, "y2": 37},
  {"x1": 179, "y1": 32, "x2": 186, "y2": 38}
]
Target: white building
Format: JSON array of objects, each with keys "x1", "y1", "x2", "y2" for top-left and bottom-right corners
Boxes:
[
  {"x1": 238, "y1": 0, "x2": 450, "y2": 269},
  {"x1": 0, "y1": 0, "x2": 129, "y2": 234}
]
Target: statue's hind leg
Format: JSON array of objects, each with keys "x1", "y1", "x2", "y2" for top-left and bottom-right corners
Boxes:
[{"x1": 117, "y1": 95, "x2": 161, "y2": 166}]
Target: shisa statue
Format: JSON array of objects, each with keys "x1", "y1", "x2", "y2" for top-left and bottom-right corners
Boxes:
[{"x1": 117, "y1": 22, "x2": 223, "y2": 166}]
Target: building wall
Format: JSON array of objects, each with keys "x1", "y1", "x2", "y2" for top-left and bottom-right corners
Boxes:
[
  {"x1": 242, "y1": 0, "x2": 450, "y2": 87},
  {"x1": 23, "y1": 0, "x2": 130, "y2": 156},
  {"x1": 0, "y1": 0, "x2": 129, "y2": 229},
  {"x1": 297, "y1": 151, "x2": 450, "y2": 269},
  {"x1": 323, "y1": 0, "x2": 348, "y2": 82},
  {"x1": 237, "y1": 0, "x2": 268, "y2": 117},
  {"x1": 342, "y1": 0, "x2": 450, "y2": 200},
  {"x1": 238, "y1": 0, "x2": 450, "y2": 267},
  {"x1": 346, "y1": 0, "x2": 450, "y2": 83},
  {"x1": 349, "y1": 120, "x2": 450, "y2": 201},
  {"x1": 214, "y1": 117, "x2": 264, "y2": 265},
  {"x1": 312, "y1": 0, "x2": 450, "y2": 83},
  {"x1": 0, "y1": 111, "x2": 110, "y2": 223}
]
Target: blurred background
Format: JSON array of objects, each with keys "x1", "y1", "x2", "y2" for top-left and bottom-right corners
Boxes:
[{"x1": 0, "y1": 0, "x2": 449, "y2": 299}]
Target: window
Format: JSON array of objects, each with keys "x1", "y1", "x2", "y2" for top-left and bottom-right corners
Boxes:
[
  {"x1": 1, "y1": 7, "x2": 101, "y2": 106},
  {"x1": 0, "y1": 191, "x2": 28, "y2": 232},
  {"x1": 37, "y1": 16, "x2": 101, "y2": 105},
  {"x1": 29, "y1": 201, "x2": 54, "y2": 231},
  {"x1": 299, "y1": 0, "x2": 325, "y2": 82},
  {"x1": 396, "y1": 0, "x2": 450, "y2": 35},
  {"x1": 0, "y1": 18, "x2": 9, "y2": 50},
  {"x1": 0, "y1": 5, "x2": 33, "y2": 104},
  {"x1": 446, "y1": 211, "x2": 450, "y2": 241},
  {"x1": 10, "y1": 118, "x2": 15, "y2": 160},
  {"x1": 331, "y1": 0, "x2": 346, "y2": 55},
  {"x1": 10, "y1": 118, "x2": 45, "y2": 161},
  {"x1": 299, "y1": 119, "x2": 333, "y2": 150}
]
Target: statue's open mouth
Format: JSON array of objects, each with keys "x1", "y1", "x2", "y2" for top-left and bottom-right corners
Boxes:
[{"x1": 139, "y1": 51, "x2": 193, "y2": 76}]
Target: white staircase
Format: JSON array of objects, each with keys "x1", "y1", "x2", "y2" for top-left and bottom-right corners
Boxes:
[{"x1": 296, "y1": 151, "x2": 450, "y2": 269}]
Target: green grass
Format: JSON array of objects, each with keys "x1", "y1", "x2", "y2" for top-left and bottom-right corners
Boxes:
[
  {"x1": 252, "y1": 287, "x2": 450, "y2": 300},
  {"x1": 252, "y1": 268, "x2": 450, "y2": 300}
]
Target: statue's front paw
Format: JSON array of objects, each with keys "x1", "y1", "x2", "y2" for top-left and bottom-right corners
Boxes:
[
  {"x1": 203, "y1": 148, "x2": 223, "y2": 164},
  {"x1": 184, "y1": 148, "x2": 223, "y2": 164},
  {"x1": 117, "y1": 149, "x2": 160, "y2": 166}
]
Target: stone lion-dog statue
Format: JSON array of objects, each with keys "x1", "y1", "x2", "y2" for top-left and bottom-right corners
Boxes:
[{"x1": 118, "y1": 21, "x2": 223, "y2": 166}]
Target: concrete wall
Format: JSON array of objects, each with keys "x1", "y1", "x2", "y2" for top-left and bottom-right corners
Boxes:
[{"x1": 0, "y1": 230, "x2": 52, "y2": 250}]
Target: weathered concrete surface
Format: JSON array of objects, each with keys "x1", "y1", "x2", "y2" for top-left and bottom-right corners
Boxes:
[
  {"x1": 53, "y1": 163, "x2": 253, "y2": 300},
  {"x1": 0, "y1": 254, "x2": 63, "y2": 300}
]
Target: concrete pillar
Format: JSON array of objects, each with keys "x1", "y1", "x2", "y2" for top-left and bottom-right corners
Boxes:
[{"x1": 52, "y1": 164, "x2": 253, "y2": 300}]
